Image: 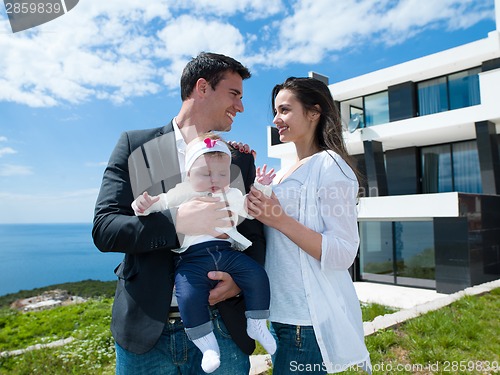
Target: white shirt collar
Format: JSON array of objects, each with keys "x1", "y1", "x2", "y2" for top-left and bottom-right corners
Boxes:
[
  {"x1": 172, "y1": 117, "x2": 187, "y2": 179},
  {"x1": 172, "y1": 117, "x2": 187, "y2": 154}
]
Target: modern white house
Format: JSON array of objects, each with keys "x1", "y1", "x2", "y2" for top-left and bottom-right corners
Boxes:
[{"x1": 267, "y1": 6, "x2": 500, "y2": 293}]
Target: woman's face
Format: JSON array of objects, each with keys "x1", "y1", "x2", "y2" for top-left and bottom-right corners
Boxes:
[{"x1": 272, "y1": 89, "x2": 317, "y2": 144}]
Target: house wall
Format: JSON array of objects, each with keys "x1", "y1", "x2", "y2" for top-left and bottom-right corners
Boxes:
[{"x1": 267, "y1": 30, "x2": 500, "y2": 293}]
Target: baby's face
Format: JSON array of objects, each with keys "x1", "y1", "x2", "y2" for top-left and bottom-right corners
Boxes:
[{"x1": 188, "y1": 154, "x2": 231, "y2": 193}]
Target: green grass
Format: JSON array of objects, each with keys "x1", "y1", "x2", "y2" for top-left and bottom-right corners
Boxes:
[
  {"x1": 361, "y1": 303, "x2": 397, "y2": 322},
  {"x1": 346, "y1": 288, "x2": 500, "y2": 375},
  {"x1": 252, "y1": 290, "x2": 500, "y2": 375},
  {"x1": 0, "y1": 298, "x2": 115, "y2": 374},
  {"x1": 0, "y1": 283, "x2": 498, "y2": 375},
  {"x1": 0, "y1": 281, "x2": 116, "y2": 375}
]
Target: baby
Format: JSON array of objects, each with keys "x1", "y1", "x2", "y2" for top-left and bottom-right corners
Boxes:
[{"x1": 132, "y1": 133, "x2": 276, "y2": 373}]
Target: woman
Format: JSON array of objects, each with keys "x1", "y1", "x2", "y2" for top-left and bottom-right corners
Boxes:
[{"x1": 247, "y1": 77, "x2": 371, "y2": 374}]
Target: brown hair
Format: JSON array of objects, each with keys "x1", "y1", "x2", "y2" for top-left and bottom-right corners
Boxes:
[
  {"x1": 271, "y1": 77, "x2": 361, "y2": 183},
  {"x1": 180, "y1": 52, "x2": 251, "y2": 101}
]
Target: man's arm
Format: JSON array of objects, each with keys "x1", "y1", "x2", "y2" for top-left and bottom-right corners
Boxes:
[
  {"x1": 93, "y1": 130, "x2": 236, "y2": 254},
  {"x1": 92, "y1": 131, "x2": 180, "y2": 254}
]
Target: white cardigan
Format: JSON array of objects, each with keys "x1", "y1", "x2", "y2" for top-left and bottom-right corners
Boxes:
[{"x1": 270, "y1": 150, "x2": 371, "y2": 374}]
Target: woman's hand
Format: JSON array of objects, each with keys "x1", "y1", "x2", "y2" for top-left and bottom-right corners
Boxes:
[
  {"x1": 247, "y1": 186, "x2": 288, "y2": 229},
  {"x1": 227, "y1": 141, "x2": 257, "y2": 159},
  {"x1": 248, "y1": 186, "x2": 323, "y2": 260}
]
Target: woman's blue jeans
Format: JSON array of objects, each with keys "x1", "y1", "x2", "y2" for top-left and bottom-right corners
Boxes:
[
  {"x1": 115, "y1": 309, "x2": 250, "y2": 375},
  {"x1": 270, "y1": 322, "x2": 326, "y2": 375}
]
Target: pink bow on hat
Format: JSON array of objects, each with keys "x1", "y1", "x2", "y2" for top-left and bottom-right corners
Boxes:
[{"x1": 204, "y1": 138, "x2": 217, "y2": 148}]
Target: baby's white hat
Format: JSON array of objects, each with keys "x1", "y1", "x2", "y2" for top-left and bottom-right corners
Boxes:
[{"x1": 185, "y1": 136, "x2": 232, "y2": 172}]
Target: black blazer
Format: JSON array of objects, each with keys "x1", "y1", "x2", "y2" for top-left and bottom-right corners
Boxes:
[{"x1": 92, "y1": 122, "x2": 266, "y2": 355}]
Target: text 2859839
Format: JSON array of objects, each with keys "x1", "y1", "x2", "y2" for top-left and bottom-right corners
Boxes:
[{"x1": 5, "y1": 2, "x2": 63, "y2": 14}]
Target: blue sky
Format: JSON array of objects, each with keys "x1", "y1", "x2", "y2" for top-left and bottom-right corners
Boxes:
[{"x1": 0, "y1": 0, "x2": 496, "y2": 224}]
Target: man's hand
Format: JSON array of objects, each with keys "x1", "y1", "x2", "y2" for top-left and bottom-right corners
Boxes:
[
  {"x1": 175, "y1": 196, "x2": 233, "y2": 237},
  {"x1": 208, "y1": 271, "x2": 241, "y2": 305}
]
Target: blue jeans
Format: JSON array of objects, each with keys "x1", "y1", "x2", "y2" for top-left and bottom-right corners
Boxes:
[
  {"x1": 115, "y1": 309, "x2": 250, "y2": 375},
  {"x1": 270, "y1": 322, "x2": 326, "y2": 375},
  {"x1": 174, "y1": 240, "x2": 270, "y2": 340}
]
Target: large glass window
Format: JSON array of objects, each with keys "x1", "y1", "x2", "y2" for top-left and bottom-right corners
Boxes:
[
  {"x1": 395, "y1": 222, "x2": 435, "y2": 281},
  {"x1": 359, "y1": 221, "x2": 394, "y2": 283},
  {"x1": 452, "y1": 142, "x2": 482, "y2": 193},
  {"x1": 421, "y1": 145, "x2": 452, "y2": 193},
  {"x1": 421, "y1": 141, "x2": 482, "y2": 194},
  {"x1": 417, "y1": 68, "x2": 481, "y2": 116},
  {"x1": 417, "y1": 77, "x2": 448, "y2": 116},
  {"x1": 349, "y1": 106, "x2": 364, "y2": 129},
  {"x1": 359, "y1": 221, "x2": 435, "y2": 287},
  {"x1": 364, "y1": 91, "x2": 389, "y2": 127},
  {"x1": 448, "y1": 68, "x2": 481, "y2": 110}
]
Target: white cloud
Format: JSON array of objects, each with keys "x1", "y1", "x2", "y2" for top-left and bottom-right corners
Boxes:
[
  {"x1": 156, "y1": 16, "x2": 247, "y2": 59},
  {"x1": 0, "y1": 164, "x2": 33, "y2": 176},
  {"x1": 0, "y1": 2, "x2": 167, "y2": 107},
  {"x1": 0, "y1": 189, "x2": 100, "y2": 223},
  {"x1": 0, "y1": 147, "x2": 16, "y2": 157},
  {"x1": 0, "y1": 138, "x2": 18, "y2": 159},
  {"x1": 262, "y1": 0, "x2": 496, "y2": 66},
  {"x1": 58, "y1": 188, "x2": 101, "y2": 199},
  {"x1": 178, "y1": 0, "x2": 283, "y2": 20},
  {"x1": 85, "y1": 161, "x2": 108, "y2": 168},
  {"x1": 377, "y1": 0, "x2": 495, "y2": 45},
  {"x1": 155, "y1": 15, "x2": 248, "y2": 88},
  {"x1": 0, "y1": 0, "x2": 494, "y2": 106}
]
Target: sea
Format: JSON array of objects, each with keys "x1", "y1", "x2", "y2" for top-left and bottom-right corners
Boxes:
[{"x1": 0, "y1": 223, "x2": 124, "y2": 297}]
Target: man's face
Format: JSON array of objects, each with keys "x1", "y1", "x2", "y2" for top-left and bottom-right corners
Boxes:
[
  {"x1": 188, "y1": 153, "x2": 231, "y2": 193},
  {"x1": 203, "y1": 71, "x2": 244, "y2": 132}
]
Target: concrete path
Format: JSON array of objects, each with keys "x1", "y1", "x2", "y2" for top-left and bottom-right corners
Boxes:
[
  {"x1": 362, "y1": 279, "x2": 500, "y2": 336},
  {"x1": 354, "y1": 282, "x2": 447, "y2": 309},
  {"x1": 0, "y1": 337, "x2": 74, "y2": 358}
]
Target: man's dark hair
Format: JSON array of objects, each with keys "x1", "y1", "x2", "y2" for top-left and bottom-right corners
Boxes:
[{"x1": 180, "y1": 52, "x2": 251, "y2": 100}]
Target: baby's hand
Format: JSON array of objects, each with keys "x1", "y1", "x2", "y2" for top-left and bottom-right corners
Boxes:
[
  {"x1": 132, "y1": 192, "x2": 160, "y2": 214},
  {"x1": 256, "y1": 164, "x2": 276, "y2": 185}
]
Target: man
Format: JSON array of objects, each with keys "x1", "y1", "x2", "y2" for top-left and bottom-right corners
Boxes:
[{"x1": 92, "y1": 52, "x2": 265, "y2": 374}]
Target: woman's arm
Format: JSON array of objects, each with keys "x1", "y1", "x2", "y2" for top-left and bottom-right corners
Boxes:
[{"x1": 315, "y1": 178, "x2": 359, "y2": 270}]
